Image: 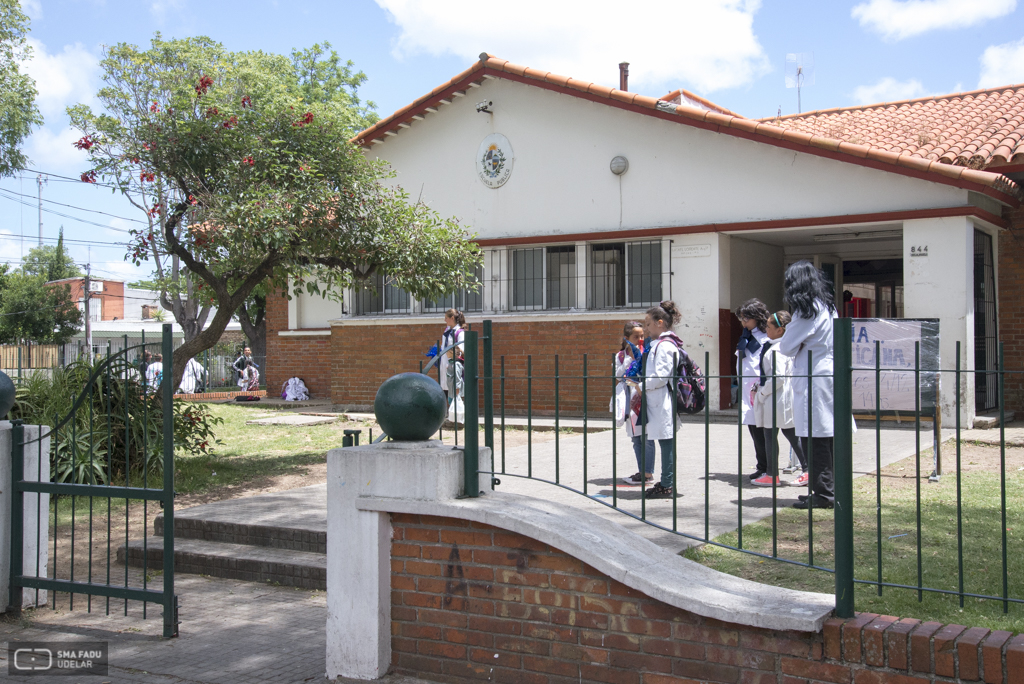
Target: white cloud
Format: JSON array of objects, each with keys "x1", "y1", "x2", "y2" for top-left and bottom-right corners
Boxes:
[
  {"x1": 851, "y1": 0, "x2": 1016, "y2": 41},
  {"x1": 25, "y1": 126, "x2": 89, "y2": 174},
  {"x1": 852, "y1": 77, "x2": 927, "y2": 104},
  {"x1": 150, "y1": 0, "x2": 185, "y2": 22},
  {"x1": 374, "y1": 0, "x2": 770, "y2": 93},
  {"x1": 979, "y1": 37, "x2": 1024, "y2": 87},
  {"x1": 19, "y1": 0, "x2": 42, "y2": 20},
  {"x1": 22, "y1": 38, "x2": 100, "y2": 122}
]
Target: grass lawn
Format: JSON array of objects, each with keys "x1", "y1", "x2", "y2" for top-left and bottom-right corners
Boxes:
[{"x1": 683, "y1": 441, "x2": 1024, "y2": 633}]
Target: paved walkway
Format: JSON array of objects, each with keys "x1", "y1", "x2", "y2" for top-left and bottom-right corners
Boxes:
[
  {"x1": 491, "y1": 422, "x2": 951, "y2": 553},
  {"x1": 1, "y1": 575, "x2": 328, "y2": 683}
]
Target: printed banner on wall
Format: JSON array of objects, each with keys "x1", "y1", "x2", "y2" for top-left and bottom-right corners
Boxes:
[{"x1": 851, "y1": 318, "x2": 940, "y2": 412}]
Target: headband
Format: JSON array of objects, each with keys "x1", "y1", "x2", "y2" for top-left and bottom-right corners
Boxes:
[{"x1": 772, "y1": 313, "x2": 781, "y2": 327}]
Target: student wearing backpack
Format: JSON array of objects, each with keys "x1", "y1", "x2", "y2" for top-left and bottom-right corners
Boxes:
[
  {"x1": 641, "y1": 301, "x2": 684, "y2": 500},
  {"x1": 612, "y1": 321, "x2": 654, "y2": 485},
  {"x1": 751, "y1": 311, "x2": 808, "y2": 487},
  {"x1": 735, "y1": 299, "x2": 771, "y2": 481},
  {"x1": 778, "y1": 261, "x2": 838, "y2": 510}
]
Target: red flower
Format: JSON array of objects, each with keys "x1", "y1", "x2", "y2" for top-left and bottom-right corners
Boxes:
[
  {"x1": 242, "y1": 156, "x2": 255, "y2": 166},
  {"x1": 139, "y1": 171, "x2": 155, "y2": 182},
  {"x1": 80, "y1": 170, "x2": 97, "y2": 183},
  {"x1": 150, "y1": 101, "x2": 160, "y2": 113},
  {"x1": 73, "y1": 136, "x2": 94, "y2": 151},
  {"x1": 241, "y1": 95, "x2": 252, "y2": 108},
  {"x1": 188, "y1": 195, "x2": 199, "y2": 205},
  {"x1": 205, "y1": 106, "x2": 219, "y2": 118},
  {"x1": 223, "y1": 116, "x2": 238, "y2": 129},
  {"x1": 195, "y1": 75, "x2": 213, "y2": 96},
  {"x1": 149, "y1": 206, "x2": 162, "y2": 217},
  {"x1": 292, "y1": 111, "x2": 315, "y2": 127}
]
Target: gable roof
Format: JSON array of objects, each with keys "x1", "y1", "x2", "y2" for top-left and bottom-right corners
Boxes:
[
  {"x1": 353, "y1": 54, "x2": 1021, "y2": 205},
  {"x1": 760, "y1": 84, "x2": 1024, "y2": 171}
]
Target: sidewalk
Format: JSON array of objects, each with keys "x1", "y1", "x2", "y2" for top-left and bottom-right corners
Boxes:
[{"x1": 1, "y1": 575, "x2": 327, "y2": 683}]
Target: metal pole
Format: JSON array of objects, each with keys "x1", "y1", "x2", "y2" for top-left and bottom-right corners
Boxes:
[
  {"x1": 161, "y1": 323, "x2": 177, "y2": 637},
  {"x1": 833, "y1": 317, "x2": 855, "y2": 619},
  {"x1": 483, "y1": 320, "x2": 493, "y2": 456},
  {"x1": 463, "y1": 330, "x2": 480, "y2": 498}
]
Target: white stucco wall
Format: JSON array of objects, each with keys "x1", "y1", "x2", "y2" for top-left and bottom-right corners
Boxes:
[
  {"x1": 902, "y1": 216, "x2": 976, "y2": 424},
  {"x1": 369, "y1": 77, "x2": 969, "y2": 241},
  {"x1": 728, "y1": 237, "x2": 785, "y2": 314}
]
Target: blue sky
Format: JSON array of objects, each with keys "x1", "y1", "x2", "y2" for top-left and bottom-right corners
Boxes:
[{"x1": 3, "y1": 0, "x2": 1024, "y2": 283}]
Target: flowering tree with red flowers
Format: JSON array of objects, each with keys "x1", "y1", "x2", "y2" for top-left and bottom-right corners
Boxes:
[{"x1": 68, "y1": 36, "x2": 480, "y2": 387}]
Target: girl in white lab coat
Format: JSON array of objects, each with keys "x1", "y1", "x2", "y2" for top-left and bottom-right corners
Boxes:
[
  {"x1": 751, "y1": 311, "x2": 808, "y2": 487},
  {"x1": 612, "y1": 321, "x2": 654, "y2": 485},
  {"x1": 642, "y1": 301, "x2": 683, "y2": 500},
  {"x1": 439, "y1": 309, "x2": 465, "y2": 402},
  {"x1": 778, "y1": 261, "x2": 838, "y2": 509},
  {"x1": 734, "y1": 299, "x2": 771, "y2": 480}
]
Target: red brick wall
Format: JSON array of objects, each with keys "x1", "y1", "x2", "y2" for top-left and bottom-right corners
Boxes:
[
  {"x1": 998, "y1": 207, "x2": 1024, "y2": 412},
  {"x1": 265, "y1": 291, "x2": 332, "y2": 400},
  {"x1": 390, "y1": 513, "x2": 1024, "y2": 684},
  {"x1": 329, "y1": 319, "x2": 632, "y2": 413}
]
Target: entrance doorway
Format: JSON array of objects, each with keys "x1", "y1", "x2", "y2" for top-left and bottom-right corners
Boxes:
[
  {"x1": 842, "y1": 259, "x2": 904, "y2": 319},
  {"x1": 974, "y1": 229, "x2": 998, "y2": 412}
]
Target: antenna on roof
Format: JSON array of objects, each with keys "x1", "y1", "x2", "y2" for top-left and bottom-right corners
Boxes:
[{"x1": 785, "y1": 53, "x2": 814, "y2": 114}]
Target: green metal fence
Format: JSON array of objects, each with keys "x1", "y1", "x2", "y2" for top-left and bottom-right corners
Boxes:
[
  {"x1": 8, "y1": 324, "x2": 178, "y2": 637},
  {"x1": 455, "y1": 318, "x2": 1021, "y2": 620}
]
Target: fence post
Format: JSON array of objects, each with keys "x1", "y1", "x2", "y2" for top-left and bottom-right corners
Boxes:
[
  {"x1": 482, "y1": 320, "x2": 493, "y2": 456},
  {"x1": 9, "y1": 420, "x2": 25, "y2": 615},
  {"x1": 161, "y1": 323, "x2": 177, "y2": 637},
  {"x1": 463, "y1": 330, "x2": 479, "y2": 498},
  {"x1": 833, "y1": 317, "x2": 855, "y2": 618}
]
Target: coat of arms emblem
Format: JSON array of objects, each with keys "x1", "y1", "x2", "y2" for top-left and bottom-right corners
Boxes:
[{"x1": 476, "y1": 133, "x2": 514, "y2": 188}]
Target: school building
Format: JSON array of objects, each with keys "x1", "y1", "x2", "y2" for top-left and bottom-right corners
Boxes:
[{"x1": 265, "y1": 54, "x2": 1024, "y2": 425}]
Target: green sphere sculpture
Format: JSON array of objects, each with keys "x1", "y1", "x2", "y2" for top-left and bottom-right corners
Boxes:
[
  {"x1": 0, "y1": 370, "x2": 14, "y2": 420},
  {"x1": 373, "y1": 372, "x2": 447, "y2": 441}
]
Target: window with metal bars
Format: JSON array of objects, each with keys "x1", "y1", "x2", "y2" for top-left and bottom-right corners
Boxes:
[
  {"x1": 588, "y1": 240, "x2": 663, "y2": 309},
  {"x1": 355, "y1": 273, "x2": 410, "y2": 315},
  {"x1": 421, "y1": 266, "x2": 484, "y2": 313},
  {"x1": 509, "y1": 246, "x2": 577, "y2": 310}
]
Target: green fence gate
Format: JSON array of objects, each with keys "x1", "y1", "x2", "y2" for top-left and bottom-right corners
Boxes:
[{"x1": 8, "y1": 323, "x2": 178, "y2": 638}]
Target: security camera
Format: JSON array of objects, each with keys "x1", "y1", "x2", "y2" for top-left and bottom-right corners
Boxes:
[{"x1": 476, "y1": 101, "x2": 493, "y2": 114}]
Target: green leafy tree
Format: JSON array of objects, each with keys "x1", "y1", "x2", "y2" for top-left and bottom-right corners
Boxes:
[
  {"x1": 0, "y1": 0, "x2": 41, "y2": 177},
  {"x1": 0, "y1": 264, "x2": 82, "y2": 345},
  {"x1": 20, "y1": 228, "x2": 83, "y2": 281},
  {"x1": 70, "y1": 35, "x2": 480, "y2": 386}
]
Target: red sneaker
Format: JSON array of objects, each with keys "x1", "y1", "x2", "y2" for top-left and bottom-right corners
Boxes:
[{"x1": 752, "y1": 475, "x2": 781, "y2": 487}]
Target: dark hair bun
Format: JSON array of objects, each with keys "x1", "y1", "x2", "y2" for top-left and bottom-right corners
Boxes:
[{"x1": 660, "y1": 300, "x2": 682, "y2": 325}]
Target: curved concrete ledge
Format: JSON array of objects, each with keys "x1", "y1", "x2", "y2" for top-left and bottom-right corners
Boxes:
[{"x1": 358, "y1": 490, "x2": 834, "y2": 633}]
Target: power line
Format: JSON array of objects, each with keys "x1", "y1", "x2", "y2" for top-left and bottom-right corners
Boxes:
[
  {"x1": 0, "y1": 185, "x2": 148, "y2": 224},
  {"x1": 0, "y1": 189, "x2": 135, "y2": 233},
  {"x1": 19, "y1": 166, "x2": 123, "y2": 190}
]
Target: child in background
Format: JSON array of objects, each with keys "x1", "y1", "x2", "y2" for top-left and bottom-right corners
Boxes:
[
  {"x1": 734, "y1": 299, "x2": 771, "y2": 481},
  {"x1": 751, "y1": 311, "x2": 808, "y2": 487},
  {"x1": 612, "y1": 321, "x2": 653, "y2": 485}
]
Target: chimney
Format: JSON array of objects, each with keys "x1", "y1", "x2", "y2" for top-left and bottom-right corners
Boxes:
[{"x1": 618, "y1": 62, "x2": 629, "y2": 92}]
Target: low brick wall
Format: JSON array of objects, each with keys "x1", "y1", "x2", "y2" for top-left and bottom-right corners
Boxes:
[
  {"x1": 390, "y1": 513, "x2": 1024, "y2": 684},
  {"x1": 176, "y1": 389, "x2": 267, "y2": 401}
]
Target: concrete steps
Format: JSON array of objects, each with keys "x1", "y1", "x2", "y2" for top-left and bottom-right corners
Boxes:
[
  {"x1": 118, "y1": 537, "x2": 326, "y2": 589},
  {"x1": 119, "y1": 484, "x2": 327, "y2": 589}
]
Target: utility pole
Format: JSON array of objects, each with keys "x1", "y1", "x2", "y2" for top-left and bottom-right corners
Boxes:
[
  {"x1": 84, "y1": 252, "x2": 93, "y2": 359},
  {"x1": 36, "y1": 174, "x2": 45, "y2": 248}
]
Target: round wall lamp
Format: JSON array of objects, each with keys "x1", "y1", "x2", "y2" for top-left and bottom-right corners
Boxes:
[{"x1": 610, "y1": 156, "x2": 629, "y2": 175}]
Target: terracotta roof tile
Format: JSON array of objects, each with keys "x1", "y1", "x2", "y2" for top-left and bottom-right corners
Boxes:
[
  {"x1": 352, "y1": 54, "x2": 1021, "y2": 202},
  {"x1": 763, "y1": 84, "x2": 1024, "y2": 169}
]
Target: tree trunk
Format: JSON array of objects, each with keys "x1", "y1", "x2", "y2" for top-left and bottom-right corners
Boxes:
[{"x1": 237, "y1": 295, "x2": 266, "y2": 375}]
